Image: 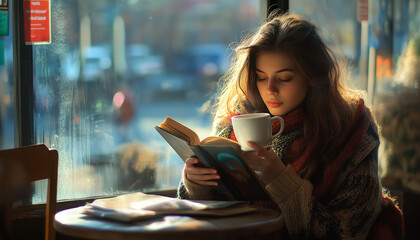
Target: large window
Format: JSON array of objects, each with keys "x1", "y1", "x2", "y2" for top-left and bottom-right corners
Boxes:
[
  {"x1": 291, "y1": 0, "x2": 420, "y2": 194},
  {"x1": 30, "y1": 0, "x2": 264, "y2": 201}
]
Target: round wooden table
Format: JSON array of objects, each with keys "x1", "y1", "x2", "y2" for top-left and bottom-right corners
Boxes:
[{"x1": 54, "y1": 205, "x2": 284, "y2": 240}]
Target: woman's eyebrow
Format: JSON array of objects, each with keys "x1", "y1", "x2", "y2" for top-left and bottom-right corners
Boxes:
[{"x1": 256, "y1": 68, "x2": 294, "y2": 73}]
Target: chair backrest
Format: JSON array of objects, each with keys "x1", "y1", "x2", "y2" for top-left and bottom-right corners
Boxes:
[{"x1": 0, "y1": 144, "x2": 58, "y2": 240}]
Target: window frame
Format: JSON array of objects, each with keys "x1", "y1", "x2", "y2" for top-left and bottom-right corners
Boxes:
[{"x1": 13, "y1": 0, "x2": 34, "y2": 149}]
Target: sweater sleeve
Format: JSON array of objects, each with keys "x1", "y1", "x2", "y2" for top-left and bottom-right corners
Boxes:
[
  {"x1": 265, "y1": 165, "x2": 314, "y2": 237},
  {"x1": 266, "y1": 151, "x2": 382, "y2": 239}
]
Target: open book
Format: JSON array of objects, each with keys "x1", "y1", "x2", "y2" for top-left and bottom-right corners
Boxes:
[{"x1": 155, "y1": 117, "x2": 272, "y2": 201}]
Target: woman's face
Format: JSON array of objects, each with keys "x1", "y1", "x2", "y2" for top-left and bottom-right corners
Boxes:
[{"x1": 256, "y1": 51, "x2": 309, "y2": 116}]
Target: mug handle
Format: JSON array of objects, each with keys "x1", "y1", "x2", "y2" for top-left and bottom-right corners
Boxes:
[{"x1": 271, "y1": 116, "x2": 284, "y2": 140}]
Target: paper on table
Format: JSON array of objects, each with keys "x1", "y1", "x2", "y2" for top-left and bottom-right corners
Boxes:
[
  {"x1": 82, "y1": 203, "x2": 157, "y2": 222},
  {"x1": 130, "y1": 196, "x2": 208, "y2": 211},
  {"x1": 81, "y1": 192, "x2": 256, "y2": 222},
  {"x1": 130, "y1": 196, "x2": 248, "y2": 211}
]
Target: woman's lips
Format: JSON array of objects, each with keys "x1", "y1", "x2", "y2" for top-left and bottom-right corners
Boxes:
[{"x1": 267, "y1": 100, "x2": 282, "y2": 108}]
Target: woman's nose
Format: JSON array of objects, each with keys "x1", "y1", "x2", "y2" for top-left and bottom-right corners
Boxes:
[{"x1": 267, "y1": 78, "x2": 279, "y2": 95}]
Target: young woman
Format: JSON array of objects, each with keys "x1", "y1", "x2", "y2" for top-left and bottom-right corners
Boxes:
[{"x1": 177, "y1": 13, "x2": 403, "y2": 239}]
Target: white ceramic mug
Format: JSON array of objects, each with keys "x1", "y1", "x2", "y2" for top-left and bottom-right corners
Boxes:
[{"x1": 231, "y1": 113, "x2": 284, "y2": 151}]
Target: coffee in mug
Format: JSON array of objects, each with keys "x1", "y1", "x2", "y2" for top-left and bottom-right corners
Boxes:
[{"x1": 231, "y1": 113, "x2": 284, "y2": 151}]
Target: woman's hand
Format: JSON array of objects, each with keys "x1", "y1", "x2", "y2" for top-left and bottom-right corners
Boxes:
[
  {"x1": 243, "y1": 141, "x2": 286, "y2": 185},
  {"x1": 184, "y1": 157, "x2": 220, "y2": 186}
]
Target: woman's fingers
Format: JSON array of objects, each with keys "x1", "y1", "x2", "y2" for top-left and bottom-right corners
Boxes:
[
  {"x1": 185, "y1": 165, "x2": 218, "y2": 176},
  {"x1": 185, "y1": 158, "x2": 217, "y2": 175},
  {"x1": 184, "y1": 157, "x2": 219, "y2": 186},
  {"x1": 185, "y1": 157, "x2": 199, "y2": 166},
  {"x1": 186, "y1": 173, "x2": 220, "y2": 186},
  {"x1": 191, "y1": 180, "x2": 218, "y2": 186},
  {"x1": 244, "y1": 142, "x2": 285, "y2": 173},
  {"x1": 186, "y1": 171, "x2": 219, "y2": 186},
  {"x1": 246, "y1": 141, "x2": 269, "y2": 157},
  {"x1": 243, "y1": 152, "x2": 265, "y2": 172},
  {"x1": 186, "y1": 173, "x2": 220, "y2": 181}
]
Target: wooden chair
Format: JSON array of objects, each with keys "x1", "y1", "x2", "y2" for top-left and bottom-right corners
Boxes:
[{"x1": 0, "y1": 144, "x2": 58, "y2": 240}]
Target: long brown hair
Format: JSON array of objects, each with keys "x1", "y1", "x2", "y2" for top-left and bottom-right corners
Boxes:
[{"x1": 213, "y1": 12, "x2": 361, "y2": 178}]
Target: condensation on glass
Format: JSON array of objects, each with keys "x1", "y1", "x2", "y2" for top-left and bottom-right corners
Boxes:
[{"x1": 32, "y1": 0, "x2": 263, "y2": 201}]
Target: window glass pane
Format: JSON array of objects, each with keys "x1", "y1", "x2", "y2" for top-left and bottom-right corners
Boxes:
[
  {"x1": 291, "y1": 0, "x2": 420, "y2": 193},
  {"x1": 290, "y1": 0, "x2": 366, "y2": 91},
  {"x1": 33, "y1": 0, "x2": 264, "y2": 201},
  {"x1": 371, "y1": 0, "x2": 420, "y2": 193},
  {"x1": 0, "y1": 10, "x2": 13, "y2": 150}
]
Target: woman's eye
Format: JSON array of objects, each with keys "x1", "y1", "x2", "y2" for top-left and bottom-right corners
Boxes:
[
  {"x1": 279, "y1": 78, "x2": 292, "y2": 82},
  {"x1": 256, "y1": 76, "x2": 267, "y2": 81}
]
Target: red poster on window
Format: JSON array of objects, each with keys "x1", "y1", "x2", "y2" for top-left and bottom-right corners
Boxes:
[
  {"x1": 23, "y1": 0, "x2": 51, "y2": 44},
  {"x1": 357, "y1": 0, "x2": 369, "y2": 22}
]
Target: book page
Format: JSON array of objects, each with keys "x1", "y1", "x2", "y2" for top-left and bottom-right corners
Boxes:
[
  {"x1": 155, "y1": 126, "x2": 195, "y2": 161},
  {"x1": 200, "y1": 136, "x2": 243, "y2": 155},
  {"x1": 159, "y1": 117, "x2": 201, "y2": 145}
]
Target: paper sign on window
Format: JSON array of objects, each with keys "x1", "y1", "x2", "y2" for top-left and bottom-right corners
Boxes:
[
  {"x1": 357, "y1": 0, "x2": 369, "y2": 22},
  {"x1": 23, "y1": 0, "x2": 51, "y2": 44}
]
